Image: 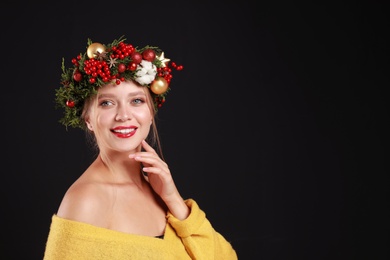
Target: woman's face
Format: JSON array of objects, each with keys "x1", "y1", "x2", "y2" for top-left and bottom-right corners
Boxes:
[{"x1": 86, "y1": 80, "x2": 153, "y2": 153}]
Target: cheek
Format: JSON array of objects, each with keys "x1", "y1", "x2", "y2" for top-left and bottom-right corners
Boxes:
[
  {"x1": 134, "y1": 110, "x2": 153, "y2": 124},
  {"x1": 95, "y1": 110, "x2": 113, "y2": 127}
]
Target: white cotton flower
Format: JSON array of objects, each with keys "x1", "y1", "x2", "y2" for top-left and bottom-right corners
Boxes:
[{"x1": 134, "y1": 60, "x2": 157, "y2": 85}]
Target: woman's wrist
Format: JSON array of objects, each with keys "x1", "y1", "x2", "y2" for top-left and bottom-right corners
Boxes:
[{"x1": 165, "y1": 196, "x2": 190, "y2": 220}]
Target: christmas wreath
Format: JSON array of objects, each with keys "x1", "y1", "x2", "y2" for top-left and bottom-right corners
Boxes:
[{"x1": 55, "y1": 35, "x2": 183, "y2": 130}]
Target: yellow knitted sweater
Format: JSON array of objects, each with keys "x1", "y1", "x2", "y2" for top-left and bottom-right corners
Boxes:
[{"x1": 44, "y1": 199, "x2": 237, "y2": 259}]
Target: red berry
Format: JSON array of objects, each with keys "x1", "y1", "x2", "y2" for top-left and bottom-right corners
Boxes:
[
  {"x1": 66, "y1": 100, "x2": 75, "y2": 108},
  {"x1": 142, "y1": 49, "x2": 156, "y2": 62}
]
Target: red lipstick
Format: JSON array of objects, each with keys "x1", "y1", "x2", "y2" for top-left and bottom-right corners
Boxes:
[{"x1": 111, "y1": 126, "x2": 137, "y2": 138}]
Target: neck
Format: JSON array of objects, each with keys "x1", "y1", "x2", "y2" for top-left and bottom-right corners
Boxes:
[{"x1": 96, "y1": 152, "x2": 145, "y2": 186}]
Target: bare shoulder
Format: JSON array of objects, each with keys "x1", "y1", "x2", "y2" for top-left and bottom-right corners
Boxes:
[{"x1": 56, "y1": 178, "x2": 112, "y2": 227}]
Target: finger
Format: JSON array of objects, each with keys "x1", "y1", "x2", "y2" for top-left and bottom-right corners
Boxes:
[
  {"x1": 128, "y1": 149, "x2": 166, "y2": 164},
  {"x1": 128, "y1": 140, "x2": 157, "y2": 159},
  {"x1": 135, "y1": 156, "x2": 168, "y2": 169},
  {"x1": 142, "y1": 166, "x2": 165, "y2": 175},
  {"x1": 141, "y1": 140, "x2": 156, "y2": 153}
]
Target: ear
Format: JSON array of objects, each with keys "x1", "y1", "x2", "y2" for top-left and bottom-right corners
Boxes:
[{"x1": 85, "y1": 119, "x2": 93, "y2": 131}]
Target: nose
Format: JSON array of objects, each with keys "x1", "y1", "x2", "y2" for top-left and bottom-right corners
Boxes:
[{"x1": 115, "y1": 106, "x2": 131, "y2": 121}]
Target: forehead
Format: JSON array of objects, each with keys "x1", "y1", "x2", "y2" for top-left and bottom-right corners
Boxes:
[{"x1": 98, "y1": 81, "x2": 147, "y2": 96}]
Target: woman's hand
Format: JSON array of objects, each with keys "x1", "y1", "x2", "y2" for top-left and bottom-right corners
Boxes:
[
  {"x1": 129, "y1": 140, "x2": 189, "y2": 220},
  {"x1": 129, "y1": 139, "x2": 176, "y2": 199}
]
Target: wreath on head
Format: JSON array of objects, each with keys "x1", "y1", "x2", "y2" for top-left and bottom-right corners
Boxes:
[{"x1": 55, "y1": 35, "x2": 183, "y2": 130}]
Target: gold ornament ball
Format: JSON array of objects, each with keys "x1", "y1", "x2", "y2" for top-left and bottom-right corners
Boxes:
[
  {"x1": 151, "y1": 77, "x2": 169, "y2": 94},
  {"x1": 87, "y1": 43, "x2": 105, "y2": 59}
]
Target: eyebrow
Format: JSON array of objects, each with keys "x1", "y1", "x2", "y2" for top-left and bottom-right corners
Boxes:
[{"x1": 98, "y1": 91, "x2": 146, "y2": 99}]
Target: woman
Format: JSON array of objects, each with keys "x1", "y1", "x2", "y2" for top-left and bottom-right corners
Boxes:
[{"x1": 44, "y1": 36, "x2": 238, "y2": 259}]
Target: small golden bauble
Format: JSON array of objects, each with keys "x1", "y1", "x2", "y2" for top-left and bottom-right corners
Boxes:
[
  {"x1": 87, "y1": 43, "x2": 105, "y2": 59},
  {"x1": 150, "y1": 77, "x2": 169, "y2": 94}
]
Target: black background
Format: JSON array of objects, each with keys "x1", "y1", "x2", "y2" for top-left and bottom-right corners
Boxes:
[{"x1": 1, "y1": 1, "x2": 388, "y2": 259}]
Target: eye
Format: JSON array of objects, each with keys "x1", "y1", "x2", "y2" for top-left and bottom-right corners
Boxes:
[
  {"x1": 131, "y1": 98, "x2": 145, "y2": 105},
  {"x1": 100, "y1": 100, "x2": 114, "y2": 107}
]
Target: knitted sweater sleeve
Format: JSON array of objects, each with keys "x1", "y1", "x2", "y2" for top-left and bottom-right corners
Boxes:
[{"x1": 166, "y1": 199, "x2": 238, "y2": 260}]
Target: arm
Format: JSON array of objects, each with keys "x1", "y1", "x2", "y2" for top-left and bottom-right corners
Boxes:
[{"x1": 131, "y1": 141, "x2": 237, "y2": 259}]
